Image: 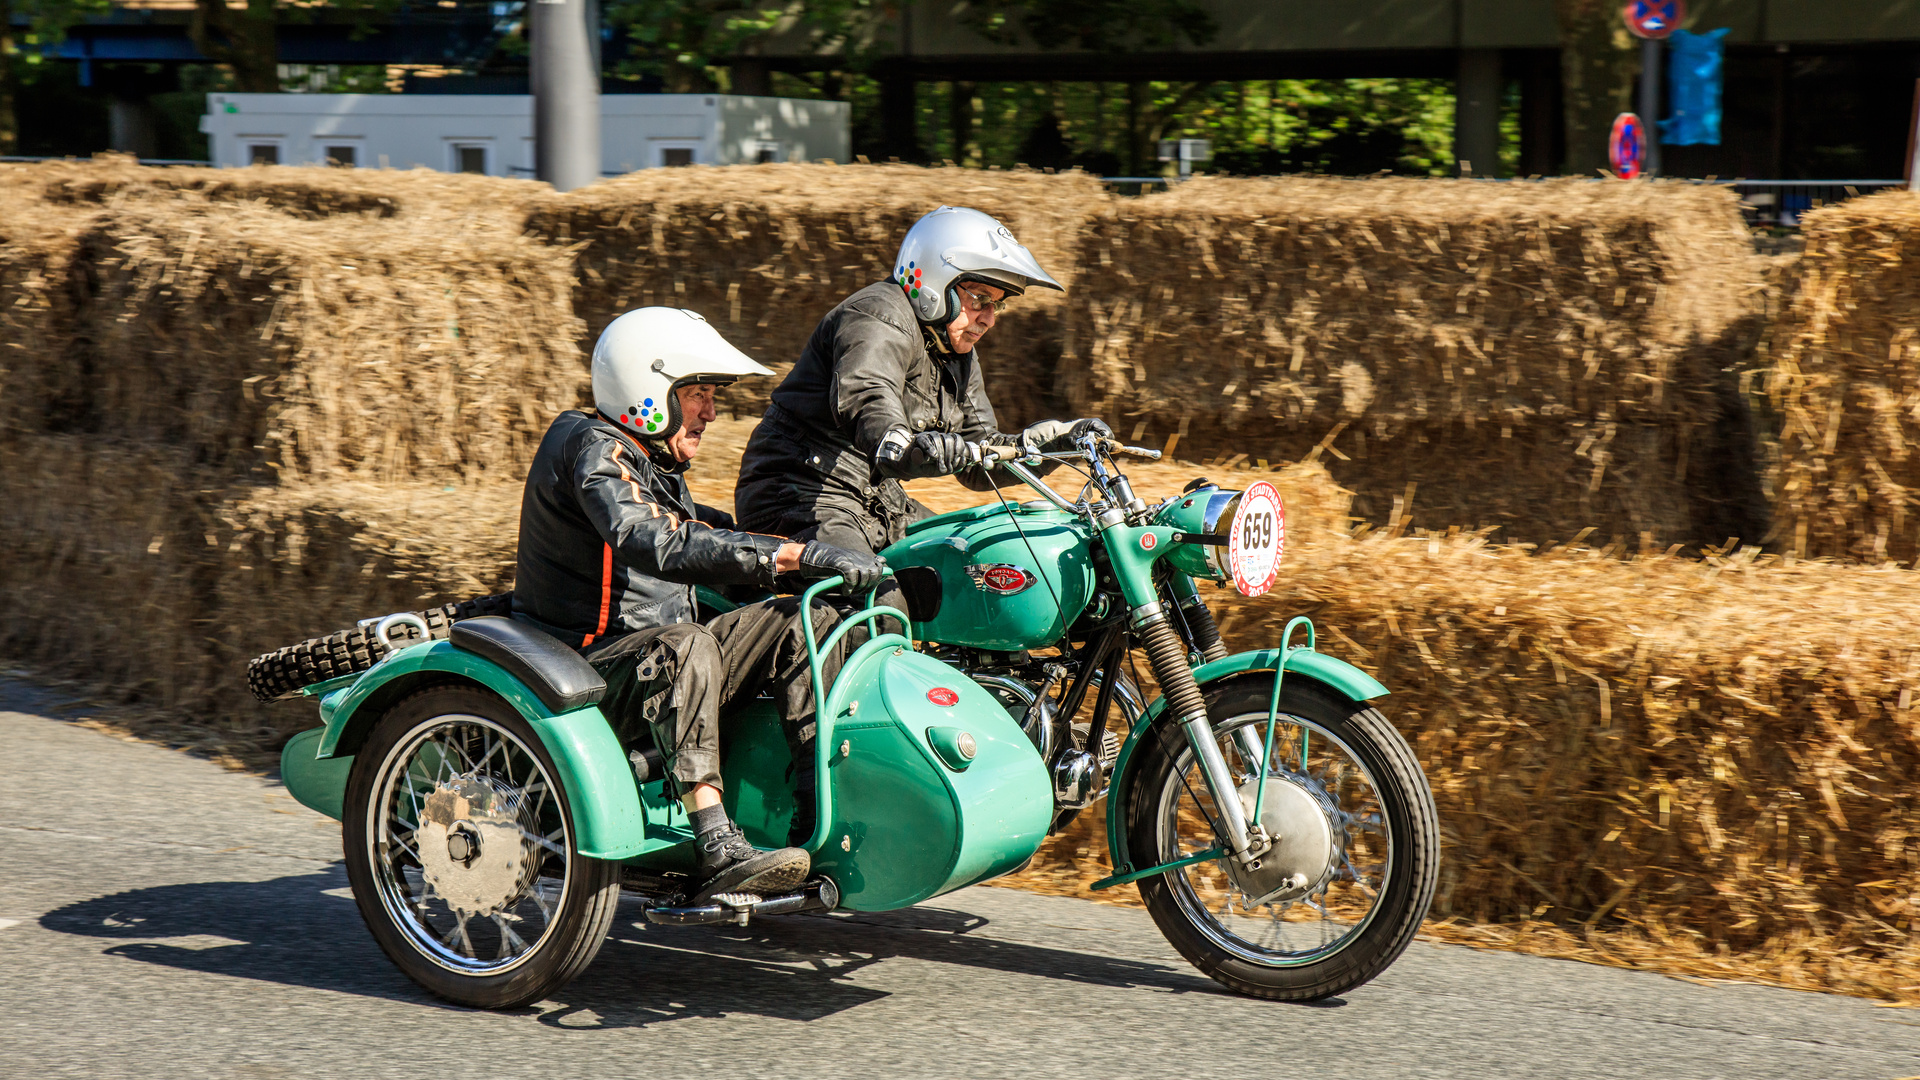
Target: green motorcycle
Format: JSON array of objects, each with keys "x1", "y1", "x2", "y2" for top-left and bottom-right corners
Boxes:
[{"x1": 274, "y1": 432, "x2": 1438, "y2": 1008}]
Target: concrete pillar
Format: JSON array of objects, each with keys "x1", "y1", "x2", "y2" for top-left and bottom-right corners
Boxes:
[
  {"x1": 1454, "y1": 48, "x2": 1503, "y2": 177},
  {"x1": 532, "y1": 0, "x2": 602, "y2": 191},
  {"x1": 108, "y1": 97, "x2": 159, "y2": 159}
]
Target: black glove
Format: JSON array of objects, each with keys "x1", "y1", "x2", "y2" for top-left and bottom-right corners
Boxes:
[
  {"x1": 797, "y1": 540, "x2": 889, "y2": 592},
  {"x1": 1020, "y1": 417, "x2": 1113, "y2": 454},
  {"x1": 906, "y1": 430, "x2": 972, "y2": 476}
]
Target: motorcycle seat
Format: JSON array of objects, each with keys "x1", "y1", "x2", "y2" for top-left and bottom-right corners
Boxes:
[{"x1": 449, "y1": 616, "x2": 607, "y2": 714}]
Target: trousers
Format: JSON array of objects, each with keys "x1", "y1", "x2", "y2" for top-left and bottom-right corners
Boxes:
[{"x1": 585, "y1": 595, "x2": 845, "y2": 796}]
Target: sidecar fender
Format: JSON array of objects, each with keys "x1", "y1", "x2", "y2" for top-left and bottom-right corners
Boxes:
[
  {"x1": 300, "y1": 640, "x2": 647, "y2": 860},
  {"x1": 1100, "y1": 648, "x2": 1388, "y2": 873}
]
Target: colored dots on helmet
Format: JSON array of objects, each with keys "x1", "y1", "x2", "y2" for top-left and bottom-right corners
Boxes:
[{"x1": 643, "y1": 397, "x2": 654, "y2": 407}]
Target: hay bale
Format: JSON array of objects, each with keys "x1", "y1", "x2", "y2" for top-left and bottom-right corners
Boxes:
[
  {"x1": 0, "y1": 200, "x2": 96, "y2": 439},
  {"x1": 1770, "y1": 190, "x2": 1920, "y2": 564},
  {"x1": 1067, "y1": 176, "x2": 1770, "y2": 550},
  {"x1": 27, "y1": 154, "x2": 547, "y2": 227},
  {"x1": 58, "y1": 195, "x2": 584, "y2": 482},
  {"x1": 525, "y1": 164, "x2": 1109, "y2": 428},
  {"x1": 1014, "y1": 530, "x2": 1920, "y2": 1002}
]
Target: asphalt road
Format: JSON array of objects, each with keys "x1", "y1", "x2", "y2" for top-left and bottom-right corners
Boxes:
[{"x1": 2, "y1": 678, "x2": 1915, "y2": 1080}]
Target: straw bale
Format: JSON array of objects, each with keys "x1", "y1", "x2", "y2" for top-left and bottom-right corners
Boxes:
[
  {"x1": 59, "y1": 195, "x2": 584, "y2": 482},
  {"x1": 1011, "y1": 529, "x2": 1920, "y2": 1002},
  {"x1": 1770, "y1": 189, "x2": 1920, "y2": 564},
  {"x1": 25, "y1": 154, "x2": 547, "y2": 228},
  {"x1": 1067, "y1": 176, "x2": 1770, "y2": 550},
  {"x1": 0, "y1": 199, "x2": 97, "y2": 439},
  {"x1": 525, "y1": 164, "x2": 1109, "y2": 428}
]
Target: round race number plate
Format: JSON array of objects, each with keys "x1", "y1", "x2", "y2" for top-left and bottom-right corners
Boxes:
[{"x1": 1228, "y1": 481, "x2": 1285, "y2": 597}]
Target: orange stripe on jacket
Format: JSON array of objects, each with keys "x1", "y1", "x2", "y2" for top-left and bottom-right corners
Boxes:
[
  {"x1": 609, "y1": 443, "x2": 682, "y2": 528},
  {"x1": 582, "y1": 542, "x2": 614, "y2": 649}
]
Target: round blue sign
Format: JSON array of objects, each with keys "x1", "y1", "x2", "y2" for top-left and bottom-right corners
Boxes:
[{"x1": 1623, "y1": 0, "x2": 1685, "y2": 39}]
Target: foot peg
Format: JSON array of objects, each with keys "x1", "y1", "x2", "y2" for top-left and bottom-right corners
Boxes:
[{"x1": 644, "y1": 876, "x2": 839, "y2": 927}]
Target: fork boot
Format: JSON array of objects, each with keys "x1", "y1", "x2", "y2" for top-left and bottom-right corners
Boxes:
[{"x1": 688, "y1": 806, "x2": 810, "y2": 905}]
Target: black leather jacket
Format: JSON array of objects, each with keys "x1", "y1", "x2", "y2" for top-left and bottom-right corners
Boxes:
[
  {"x1": 512, "y1": 410, "x2": 783, "y2": 649},
  {"x1": 735, "y1": 281, "x2": 1006, "y2": 546}
]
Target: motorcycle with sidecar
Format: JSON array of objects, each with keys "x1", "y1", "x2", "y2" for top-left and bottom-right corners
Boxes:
[{"x1": 272, "y1": 433, "x2": 1439, "y2": 1008}]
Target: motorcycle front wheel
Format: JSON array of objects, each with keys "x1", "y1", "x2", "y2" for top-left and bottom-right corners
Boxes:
[
  {"x1": 1124, "y1": 674, "x2": 1439, "y2": 1001},
  {"x1": 341, "y1": 684, "x2": 621, "y2": 1008}
]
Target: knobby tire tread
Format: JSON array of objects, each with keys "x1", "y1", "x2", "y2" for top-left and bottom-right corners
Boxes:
[{"x1": 246, "y1": 592, "x2": 514, "y2": 701}]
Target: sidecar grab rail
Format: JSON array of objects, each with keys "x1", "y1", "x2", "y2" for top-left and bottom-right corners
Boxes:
[{"x1": 798, "y1": 574, "x2": 914, "y2": 854}]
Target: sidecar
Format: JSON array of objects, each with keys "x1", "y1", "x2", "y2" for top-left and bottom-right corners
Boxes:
[{"x1": 279, "y1": 594, "x2": 1052, "y2": 1008}]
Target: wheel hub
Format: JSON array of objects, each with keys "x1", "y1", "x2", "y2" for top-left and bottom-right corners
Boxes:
[
  {"x1": 415, "y1": 774, "x2": 540, "y2": 919},
  {"x1": 1228, "y1": 774, "x2": 1340, "y2": 906}
]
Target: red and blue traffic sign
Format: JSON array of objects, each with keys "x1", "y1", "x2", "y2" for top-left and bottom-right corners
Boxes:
[
  {"x1": 1610, "y1": 113, "x2": 1646, "y2": 179},
  {"x1": 1623, "y1": 0, "x2": 1685, "y2": 39}
]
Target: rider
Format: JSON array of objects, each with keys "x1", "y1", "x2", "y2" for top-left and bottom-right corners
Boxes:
[
  {"x1": 733, "y1": 206, "x2": 1111, "y2": 582},
  {"x1": 512, "y1": 307, "x2": 887, "y2": 905}
]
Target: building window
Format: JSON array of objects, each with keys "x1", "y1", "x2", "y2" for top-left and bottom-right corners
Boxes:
[
  {"x1": 661, "y1": 147, "x2": 694, "y2": 167},
  {"x1": 324, "y1": 145, "x2": 357, "y2": 168},
  {"x1": 248, "y1": 143, "x2": 280, "y2": 166},
  {"x1": 755, "y1": 141, "x2": 782, "y2": 164},
  {"x1": 453, "y1": 144, "x2": 489, "y2": 174}
]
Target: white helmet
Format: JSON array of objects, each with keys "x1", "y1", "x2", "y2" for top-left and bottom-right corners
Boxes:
[
  {"x1": 590, "y1": 307, "x2": 772, "y2": 440},
  {"x1": 894, "y1": 206, "x2": 1063, "y2": 324}
]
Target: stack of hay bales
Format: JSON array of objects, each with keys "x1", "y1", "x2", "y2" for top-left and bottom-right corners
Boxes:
[
  {"x1": 0, "y1": 162, "x2": 581, "y2": 740},
  {"x1": 1067, "y1": 176, "x2": 1771, "y2": 549},
  {"x1": 1770, "y1": 190, "x2": 1920, "y2": 564},
  {"x1": 524, "y1": 164, "x2": 1108, "y2": 429},
  {"x1": 1014, "y1": 532, "x2": 1920, "y2": 1001}
]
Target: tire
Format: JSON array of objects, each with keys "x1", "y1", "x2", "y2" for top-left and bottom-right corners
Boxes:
[
  {"x1": 341, "y1": 684, "x2": 620, "y2": 1009},
  {"x1": 1124, "y1": 674, "x2": 1439, "y2": 1001},
  {"x1": 246, "y1": 592, "x2": 514, "y2": 701}
]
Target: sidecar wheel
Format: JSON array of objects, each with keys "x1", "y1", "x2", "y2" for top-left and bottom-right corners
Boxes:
[
  {"x1": 1124, "y1": 675, "x2": 1439, "y2": 1001},
  {"x1": 342, "y1": 684, "x2": 620, "y2": 1009}
]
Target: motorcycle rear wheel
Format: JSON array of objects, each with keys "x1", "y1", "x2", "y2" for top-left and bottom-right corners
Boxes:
[
  {"x1": 341, "y1": 684, "x2": 620, "y2": 1009},
  {"x1": 1124, "y1": 675, "x2": 1438, "y2": 1001}
]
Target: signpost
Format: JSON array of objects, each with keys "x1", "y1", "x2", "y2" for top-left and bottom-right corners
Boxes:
[
  {"x1": 1610, "y1": 113, "x2": 1646, "y2": 179},
  {"x1": 1621, "y1": 0, "x2": 1683, "y2": 178}
]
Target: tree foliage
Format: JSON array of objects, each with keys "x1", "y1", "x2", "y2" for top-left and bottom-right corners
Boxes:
[
  {"x1": 1, "y1": 0, "x2": 112, "y2": 152},
  {"x1": 958, "y1": 0, "x2": 1214, "y2": 53}
]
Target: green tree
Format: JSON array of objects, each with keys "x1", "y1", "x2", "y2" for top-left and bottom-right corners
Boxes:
[
  {"x1": 605, "y1": 0, "x2": 889, "y2": 93},
  {"x1": 1, "y1": 0, "x2": 110, "y2": 153},
  {"x1": 1556, "y1": 0, "x2": 1637, "y2": 175}
]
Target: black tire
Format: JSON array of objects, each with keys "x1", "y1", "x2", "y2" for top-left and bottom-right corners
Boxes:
[
  {"x1": 341, "y1": 684, "x2": 620, "y2": 1009},
  {"x1": 246, "y1": 592, "x2": 514, "y2": 701},
  {"x1": 1124, "y1": 674, "x2": 1439, "y2": 1001}
]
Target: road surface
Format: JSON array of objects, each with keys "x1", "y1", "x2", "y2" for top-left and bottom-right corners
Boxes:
[{"x1": 1, "y1": 679, "x2": 1914, "y2": 1079}]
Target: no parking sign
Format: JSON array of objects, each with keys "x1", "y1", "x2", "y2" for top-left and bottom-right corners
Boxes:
[
  {"x1": 1623, "y1": 0, "x2": 1684, "y2": 39},
  {"x1": 1610, "y1": 113, "x2": 1646, "y2": 179}
]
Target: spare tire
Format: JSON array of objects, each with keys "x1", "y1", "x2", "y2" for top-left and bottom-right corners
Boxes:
[{"x1": 246, "y1": 592, "x2": 514, "y2": 701}]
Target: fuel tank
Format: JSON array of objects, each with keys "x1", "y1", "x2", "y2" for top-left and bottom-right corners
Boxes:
[{"x1": 879, "y1": 501, "x2": 1096, "y2": 651}]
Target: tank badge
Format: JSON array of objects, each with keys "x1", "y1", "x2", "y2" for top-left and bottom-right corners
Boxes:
[
  {"x1": 966, "y1": 563, "x2": 1038, "y2": 595},
  {"x1": 1139, "y1": 533, "x2": 1158, "y2": 550},
  {"x1": 927, "y1": 687, "x2": 960, "y2": 707}
]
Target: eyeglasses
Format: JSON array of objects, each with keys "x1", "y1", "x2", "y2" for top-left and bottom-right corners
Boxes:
[{"x1": 957, "y1": 285, "x2": 1010, "y2": 315}]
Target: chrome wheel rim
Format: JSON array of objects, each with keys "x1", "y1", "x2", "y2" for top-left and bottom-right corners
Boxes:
[
  {"x1": 1155, "y1": 710, "x2": 1393, "y2": 968},
  {"x1": 367, "y1": 714, "x2": 571, "y2": 975}
]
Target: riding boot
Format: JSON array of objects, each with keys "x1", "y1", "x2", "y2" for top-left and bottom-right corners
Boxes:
[{"x1": 688, "y1": 804, "x2": 810, "y2": 905}]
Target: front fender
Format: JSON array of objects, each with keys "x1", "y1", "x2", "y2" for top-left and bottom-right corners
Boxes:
[
  {"x1": 1099, "y1": 647, "x2": 1389, "y2": 875},
  {"x1": 306, "y1": 640, "x2": 647, "y2": 860}
]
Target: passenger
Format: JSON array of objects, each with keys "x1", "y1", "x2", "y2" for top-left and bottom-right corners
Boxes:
[
  {"x1": 512, "y1": 307, "x2": 886, "y2": 905},
  {"x1": 732, "y1": 206, "x2": 1111, "y2": 600}
]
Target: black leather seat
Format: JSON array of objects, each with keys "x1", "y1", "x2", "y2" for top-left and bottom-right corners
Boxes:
[{"x1": 449, "y1": 616, "x2": 607, "y2": 714}]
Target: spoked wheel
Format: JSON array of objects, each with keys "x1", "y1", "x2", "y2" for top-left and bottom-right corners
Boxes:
[
  {"x1": 1125, "y1": 675, "x2": 1439, "y2": 1001},
  {"x1": 342, "y1": 685, "x2": 620, "y2": 1009}
]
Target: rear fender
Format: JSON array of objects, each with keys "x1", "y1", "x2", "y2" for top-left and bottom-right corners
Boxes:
[
  {"x1": 304, "y1": 640, "x2": 647, "y2": 860},
  {"x1": 1100, "y1": 648, "x2": 1389, "y2": 873}
]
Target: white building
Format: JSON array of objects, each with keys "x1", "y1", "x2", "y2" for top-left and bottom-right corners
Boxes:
[{"x1": 201, "y1": 92, "x2": 851, "y2": 175}]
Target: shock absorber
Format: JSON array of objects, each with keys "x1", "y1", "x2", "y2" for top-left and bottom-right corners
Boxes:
[
  {"x1": 1180, "y1": 595, "x2": 1230, "y2": 664},
  {"x1": 1134, "y1": 610, "x2": 1265, "y2": 867}
]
